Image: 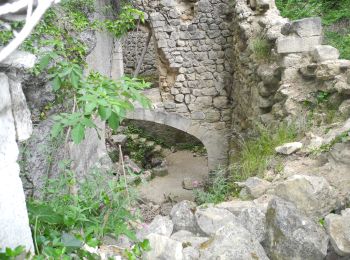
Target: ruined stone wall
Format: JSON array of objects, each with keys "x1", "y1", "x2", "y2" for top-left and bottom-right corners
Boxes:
[
  {"x1": 230, "y1": 0, "x2": 350, "y2": 133},
  {"x1": 123, "y1": 28, "x2": 158, "y2": 79},
  {"x1": 130, "y1": 0, "x2": 235, "y2": 133}
]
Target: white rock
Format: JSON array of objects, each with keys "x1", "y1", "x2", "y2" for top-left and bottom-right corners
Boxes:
[
  {"x1": 170, "y1": 200, "x2": 198, "y2": 233},
  {"x1": 265, "y1": 198, "x2": 329, "y2": 260},
  {"x1": 199, "y1": 222, "x2": 269, "y2": 260},
  {"x1": 0, "y1": 50, "x2": 36, "y2": 69},
  {"x1": 275, "y1": 142, "x2": 303, "y2": 155},
  {"x1": 237, "y1": 177, "x2": 271, "y2": 199},
  {"x1": 143, "y1": 233, "x2": 183, "y2": 260},
  {"x1": 312, "y1": 45, "x2": 340, "y2": 62},
  {"x1": 272, "y1": 174, "x2": 336, "y2": 218},
  {"x1": 325, "y1": 210, "x2": 350, "y2": 256},
  {"x1": 277, "y1": 36, "x2": 322, "y2": 54},
  {"x1": 195, "y1": 206, "x2": 235, "y2": 236},
  {"x1": 137, "y1": 215, "x2": 173, "y2": 240},
  {"x1": 0, "y1": 73, "x2": 34, "y2": 252}
]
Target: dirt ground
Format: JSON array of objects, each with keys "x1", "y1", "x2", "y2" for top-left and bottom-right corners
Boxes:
[{"x1": 137, "y1": 150, "x2": 209, "y2": 204}]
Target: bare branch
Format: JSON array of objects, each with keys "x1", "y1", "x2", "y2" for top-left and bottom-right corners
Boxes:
[{"x1": 0, "y1": 0, "x2": 59, "y2": 62}]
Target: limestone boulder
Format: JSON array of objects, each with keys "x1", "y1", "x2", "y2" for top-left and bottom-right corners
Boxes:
[
  {"x1": 143, "y1": 233, "x2": 183, "y2": 260},
  {"x1": 237, "y1": 177, "x2": 271, "y2": 199},
  {"x1": 195, "y1": 206, "x2": 235, "y2": 236},
  {"x1": 325, "y1": 209, "x2": 350, "y2": 256},
  {"x1": 170, "y1": 200, "x2": 198, "y2": 233},
  {"x1": 312, "y1": 45, "x2": 340, "y2": 62},
  {"x1": 237, "y1": 206, "x2": 267, "y2": 242},
  {"x1": 272, "y1": 174, "x2": 336, "y2": 218},
  {"x1": 264, "y1": 198, "x2": 329, "y2": 260},
  {"x1": 137, "y1": 215, "x2": 173, "y2": 240},
  {"x1": 199, "y1": 222, "x2": 269, "y2": 260}
]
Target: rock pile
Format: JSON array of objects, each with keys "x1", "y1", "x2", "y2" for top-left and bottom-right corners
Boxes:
[{"x1": 137, "y1": 194, "x2": 349, "y2": 259}]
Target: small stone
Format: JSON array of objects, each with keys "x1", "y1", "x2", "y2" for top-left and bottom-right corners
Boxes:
[
  {"x1": 111, "y1": 134, "x2": 127, "y2": 145},
  {"x1": 175, "y1": 94, "x2": 185, "y2": 103},
  {"x1": 182, "y1": 178, "x2": 203, "y2": 190},
  {"x1": 339, "y1": 99, "x2": 350, "y2": 117},
  {"x1": 152, "y1": 166, "x2": 168, "y2": 177},
  {"x1": 275, "y1": 142, "x2": 303, "y2": 155}
]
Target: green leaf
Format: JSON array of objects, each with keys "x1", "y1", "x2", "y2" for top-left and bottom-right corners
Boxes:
[
  {"x1": 27, "y1": 202, "x2": 64, "y2": 225},
  {"x1": 51, "y1": 122, "x2": 63, "y2": 138},
  {"x1": 71, "y1": 123, "x2": 85, "y2": 144},
  {"x1": 108, "y1": 112, "x2": 119, "y2": 130},
  {"x1": 52, "y1": 76, "x2": 61, "y2": 91},
  {"x1": 38, "y1": 54, "x2": 51, "y2": 71},
  {"x1": 98, "y1": 106, "x2": 112, "y2": 120},
  {"x1": 70, "y1": 72, "x2": 80, "y2": 89},
  {"x1": 84, "y1": 102, "x2": 96, "y2": 114},
  {"x1": 61, "y1": 233, "x2": 83, "y2": 253}
]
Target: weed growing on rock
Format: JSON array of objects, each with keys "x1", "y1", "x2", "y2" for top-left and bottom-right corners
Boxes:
[
  {"x1": 231, "y1": 123, "x2": 298, "y2": 181},
  {"x1": 251, "y1": 36, "x2": 272, "y2": 62}
]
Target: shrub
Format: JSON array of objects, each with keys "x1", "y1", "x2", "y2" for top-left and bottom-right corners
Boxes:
[{"x1": 251, "y1": 37, "x2": 271, "y2": 62}]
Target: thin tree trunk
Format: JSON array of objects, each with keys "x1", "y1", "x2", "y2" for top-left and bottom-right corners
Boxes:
[{"x1": 133, "y1": 30, "x2": 152, "y2": 78}]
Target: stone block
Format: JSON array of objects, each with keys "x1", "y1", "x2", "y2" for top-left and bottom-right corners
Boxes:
[
  {"x1": 312, "y1": 45, "x2": 340, "y2": 62},
  {"x1": 277, "y1": 36, "x2": 322, "y2": 54},
  {"x1": 281, "y1": 17, "x2": 322, "y2": 37},
  {"x1": 111, "y1": 134, "x2": 127, "y2": 145}
]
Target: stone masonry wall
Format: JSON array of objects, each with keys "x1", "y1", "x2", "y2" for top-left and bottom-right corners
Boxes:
[
  {"x1": 123, "y1": 28, "x2": 159, "y2": 79},
  {"x1": 131, "y1": 0, "x2": 235, "y2": 134}
]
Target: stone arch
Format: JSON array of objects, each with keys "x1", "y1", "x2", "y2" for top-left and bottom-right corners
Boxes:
[{"x1": 125, "y1": 108, "x2": 229, "y2": 171}]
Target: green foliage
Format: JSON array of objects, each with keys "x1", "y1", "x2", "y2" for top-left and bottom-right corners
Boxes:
[
  {"x1": 231, "y1": 123, "x2": 298, "y2": 181},
  {"x1": 0, "y1": 30, "x2": 13, "y2": 46},
  {"x1": 275, "y1": 0, "x2": 350, "y2": 59},
  {"x1": 27, "y1": 163, "x2": 149, "y2": 259},
  {"x1": 316, "y1": 91, "x2": 331, "y2": 104},
  {"x1": 98, "y1": 5, "x2": 145, "y2": 38},
  {"x1": 0, "y1": 246, "x2": 26, "y2": 259},
  {"x1": 251, "y1": 36, "x2": 271, "y2": 62},
  {"x1": 194, "y1": 169, "x2": 235, "y2": 204},
  {"x1": 325, "y1": 31, "x2": 350, "y2": 61}
]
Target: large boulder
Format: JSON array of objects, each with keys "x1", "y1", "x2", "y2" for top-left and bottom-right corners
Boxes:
[
  {"x1": 199, "y1": 222, "x2": 269, "y2": 260},
  {"x1": 195, "y1": 206, "x2": 235, "y2": 236},
  {"x1": 237, "y1": 206, "x2": 266, "y2": 242},
  {"x1": 170, "y1": 200, "x2": 198, "y2": 233},
  {"x1": 264, "y1": 198, "x2": 329, "y2": 260},
  {"x1": 143, "y1": 233, "x2": 183, "y2": 260},
  {"x1": 325, "y1": 209, "x2": 350, "y2": 256},
  {"x1": 272, "y1": 174, "x2": 336, "y2": 218}
]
